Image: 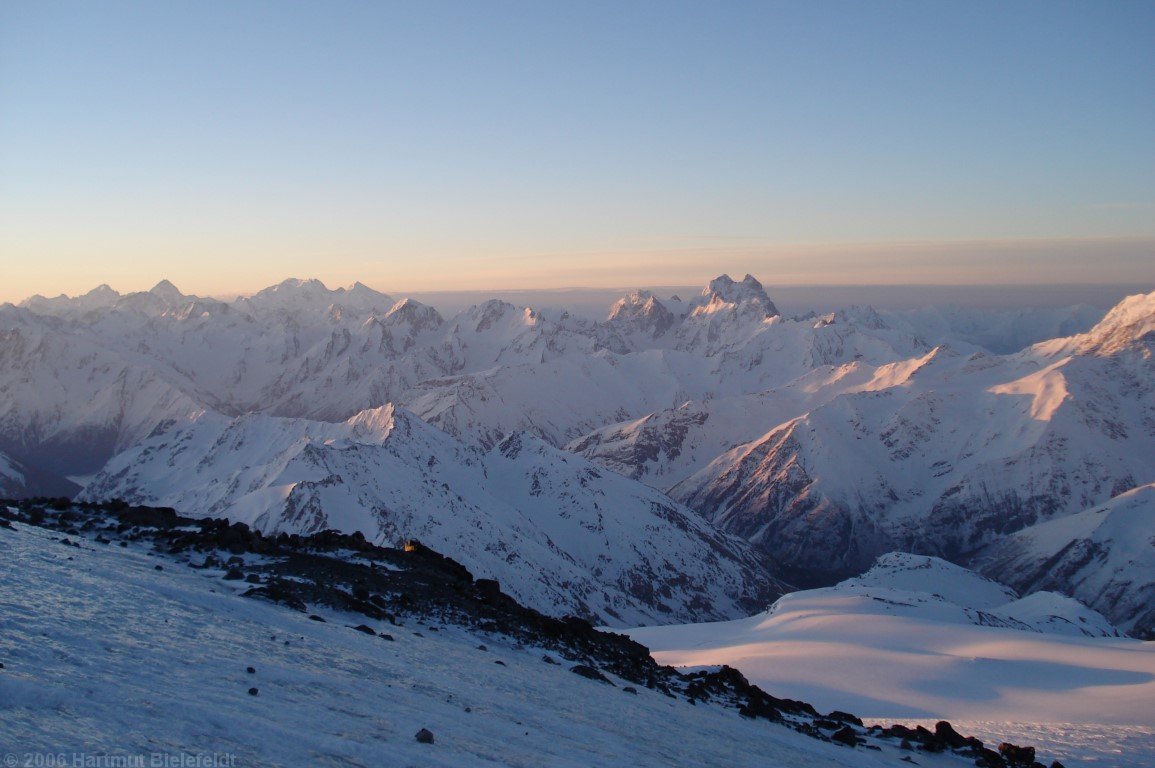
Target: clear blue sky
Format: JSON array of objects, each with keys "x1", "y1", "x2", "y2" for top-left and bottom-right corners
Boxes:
[{"x1": 1, "y1": 0, "x2": 1152, "y2": 301}]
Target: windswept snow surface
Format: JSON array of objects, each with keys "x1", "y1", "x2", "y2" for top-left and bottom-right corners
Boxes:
[
  {"x1": 2, "y1": 520, "x2": 986, "y2": 768},
  {"x1": 628, "y1": 554, "x2": 1155, "y2": 767}
]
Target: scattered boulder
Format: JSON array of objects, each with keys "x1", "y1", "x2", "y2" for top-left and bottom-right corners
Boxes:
[
  {"x1": 247, "y1": 688, "x2": 259, "y2": 696},
  {"x1": 934, "y1": 720, "x2": 969, "y2": 749},
  {"x1": 351, "y1": 624, "x2": 376, "y2": 636},
  {"x1": 828, "y1": 710, "x2": 864, "y2": 727},
  {"x1": 831, "y1": 726, "x2": 860, "y2": 746},
  {"x1": 308, "y1": 615, "x2": 326, "y2": 622},
  {"x1": 223, "y1": 568, "x2": 244, "y2": 581},
  {"x1": 998, "y1": 743, "x2": 1035, "y2": 766},
  {"x1": 246, "y1": 667, "x2": 255, "y2": 674},
  {"x1": 571, "y1": 665, "x2": 614, "y2": 685},
  {"x1": 415, "y1": 728, "x2": 434, "y2": 744}
]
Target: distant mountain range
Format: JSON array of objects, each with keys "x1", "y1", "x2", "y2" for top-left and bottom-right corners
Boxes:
[{"x1": 3, "y1": 274, "x2": 1152, "y2": 635}]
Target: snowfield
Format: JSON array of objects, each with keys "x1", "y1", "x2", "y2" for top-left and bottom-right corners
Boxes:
[
  {"x1": 628, "y1": 555, "x2": 1155, "y2": 767},
  {"x1": 0, "y1": 519, "x2": 1022, "y2": 768}
]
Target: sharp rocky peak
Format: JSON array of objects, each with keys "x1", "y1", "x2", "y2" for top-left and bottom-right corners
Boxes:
[
  {"x1": 85, "y1": 284, "x2": 121, "y2": 299},
  {"x1": 148, "y1": 279, "x2": 185, "y2": 302},
  {"x1": 345, "y1": 403, "x2": 399, "y2": 442},
  {"x1": 1076, "y1": 290, "x2": 1155, "y2": 355},
  {"x1": 697, "y1": 274, "x2": 780, "y2": 318},
  {"x1": 606, "y1": 290, "x2": 676, "y2": 336},
  {"x1": 385, "y1": 297, "x2": 444, "y2": 328}
]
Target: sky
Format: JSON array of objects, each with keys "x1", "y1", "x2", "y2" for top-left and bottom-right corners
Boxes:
[{"x1": 1, "y1": 1, "x2": 1153, "y2": 303}]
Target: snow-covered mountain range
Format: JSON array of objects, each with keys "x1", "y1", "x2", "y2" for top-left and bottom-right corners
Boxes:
[
  {"x1": 78, "y1": 405, "x2": 780, "y2": 626},
  {"x1": 659, "y1": 293, "x2": 1155, "y2": 632},
  {"x1": 4, "y1": 274, "x2": 1152, "y2": 637}
]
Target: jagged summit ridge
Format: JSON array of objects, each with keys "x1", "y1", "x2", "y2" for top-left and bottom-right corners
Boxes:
[
  {"x1": 697, "y1": 273, "x2": 780, "y2": 319},
  {"x1": 605, "y1": 289, "x2": 676, "y2": 338},
  {"x1": 1075, "y1": 289, "x2": 1155, "y2": 355}
]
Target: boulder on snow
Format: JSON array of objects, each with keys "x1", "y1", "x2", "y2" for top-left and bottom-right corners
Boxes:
[{"x1": 570, "y1": 665, "x2": 614, "y2": 685}]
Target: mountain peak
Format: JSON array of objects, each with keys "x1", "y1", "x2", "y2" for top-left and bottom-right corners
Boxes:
[
  {"x1": 606, "y1": 290, "x2": 675, "y2": 337},
  {"x1": 698, "y1": 274, "x2": 779, "y2": 318},
  {"x1": 85, "y1": 284, "x2": 120, "y2": 299},
  {"x1": 843, "y1": 552, "x2": 1019, "y2": 610},
  {"x1": 149, "y1": 279, "x2": 184, "y2": 302},
  {"x1": 697, "y1": 272, "x2": 780, "y2": 314},
  {"x1": 273, "y1": 277, "x2": 328, "y2": 293},
  {"x1": 385, "y1": 297, "x2": 443, "y2": 330},
  {"x1": 1076, "y1": 290, "x2": 1155, "y2": 355}
]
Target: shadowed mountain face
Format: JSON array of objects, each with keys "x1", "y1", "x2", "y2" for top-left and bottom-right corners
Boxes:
[{"x1": 657, "y1": 294, "x2": 1155, "y2": 634}]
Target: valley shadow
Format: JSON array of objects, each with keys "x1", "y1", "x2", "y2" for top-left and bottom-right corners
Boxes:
[{"x1": 911, "y1": 657, "x2": 1153, "y2": 702}]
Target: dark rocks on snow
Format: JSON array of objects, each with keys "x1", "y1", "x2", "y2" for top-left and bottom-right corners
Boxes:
[
  {"x1": 571, "y1": 665, "x2": 614, "y2": 685},
  {"x1": 2, "y1": 497, "x2": 1058, "y2": 768},
  {"x1": 247, "y1": 688, "x2": 259, "y2": 696},
  {"x1": 831, "y1": 726, "x2": 860, "y2": 746},
  {"x1": 414, "y1": 728, "x2": 434, "y2": 744},
  {"x1": 308, "y1": 614, "x2": 326, "y2": 622},
  {"x1": 828, "y1": 710, "x2": 863, "y2": 727},
  {"x1": 246, "y1": 667, "x2": 255, "y2": 674},
  {"x1": 998, "y1": 742, "x2": 1036, "y2": 766},
  {"x1": 351, "y1": 624, "x2": 376, "y2": 635},
  {"x1": 223, "y1": 568, "x2": 244, "y2": 581}
]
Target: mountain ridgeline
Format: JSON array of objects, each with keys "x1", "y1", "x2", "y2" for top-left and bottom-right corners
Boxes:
[{"x1": 3, "y1": 274, "x2": 1152, "y2": 634}]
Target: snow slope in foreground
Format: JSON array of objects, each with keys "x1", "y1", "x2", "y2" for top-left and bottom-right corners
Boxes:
[
  {"x1": 3, "y1": 521, "x2": 993, "y2": 768},
  {"x1": 628, "y1": 555, "x2": 1155, "y2": 767}
]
